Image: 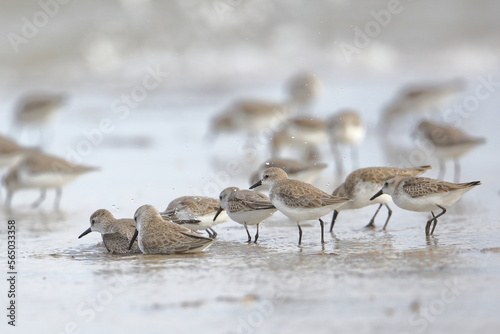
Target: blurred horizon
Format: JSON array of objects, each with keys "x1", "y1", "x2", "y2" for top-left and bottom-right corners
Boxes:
[{"x1": 1, "y1": 0, "x2": 499, "y2": 96}]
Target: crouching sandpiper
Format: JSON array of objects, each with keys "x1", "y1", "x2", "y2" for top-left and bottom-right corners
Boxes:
[
  {"x1": 370, "y1": 176, "x2": 480, "y2": 236},
  {"x1": 128, "y1": 205, "x2": 214, "y2": 254},
  {"x1": 250, "y1": 167, "x2": 351, "y2": 245},
  {"x1": 78, "y1": 209, "x2": 141, "y2": 254},
  {"x1": 160, "y1": 196, "x2": 229, "y2": 238}
]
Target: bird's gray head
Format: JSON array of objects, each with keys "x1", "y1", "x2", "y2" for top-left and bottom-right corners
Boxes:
[{"x1": 250, "y1": 167, "x2": 288, "y2": 189}]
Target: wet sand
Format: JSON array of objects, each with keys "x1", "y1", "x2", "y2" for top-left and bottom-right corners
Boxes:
[{"x1": 1, "y1": 75, "x2": 499, "y2": 333}]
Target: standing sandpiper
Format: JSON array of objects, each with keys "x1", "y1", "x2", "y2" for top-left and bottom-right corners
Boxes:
[
  {"x1": 370, "y1": 176, "x2": 480, "y2": 236},
  {"x1": 330, "y1": 165, "x2": 432, "y2": 231},
  {"x1": 250, "y1": 167, "x2": 351, "y2": 245},
  {"x1": 214, "y1": 187, "x2": 276, "y2": 243}
]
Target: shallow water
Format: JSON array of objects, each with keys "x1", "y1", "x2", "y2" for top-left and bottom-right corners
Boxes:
[
  {"x1": 1, "y1": 78, "x2": 499, "y2": 334},
  {"x1": 2, "y1": 1, "x2": 500, "y2": 333}
]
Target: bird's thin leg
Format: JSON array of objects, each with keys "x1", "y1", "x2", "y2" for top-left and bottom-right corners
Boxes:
[
  {"x1": 254, "y1": 224, "x2": 259, "y2": 243},
  {"x1": 5, "y1": 190, "x2": 13, "y2": 209},
  {"x1": 206, "y1": 229, "x2": 213, "y2": 238},
  {"x1": 431, "y1": 205, "x2": 447, "y2": 235},
  {"x1": 319, "y1": 219, "x2": 325, "y2": 244},
  {"x1": 365, "y1": 204, "x2": 383, "y2": 228},
  {"x1": 297, "y1": 222, "x2": 303, "y2": 245},
  {"x1": 54, "y1": 187, "x2": 62, "y2": 211},
  {"x1": 351, "y1": 145, "x2": 359, "y2": 170},
  {"x1": 32, "y1": 189, "x2": 47, "y2": 208},
  {"x1": 382, "y1": 204, "x2": 393, "y2": 230},
  {"x1": 454, "y1": 159, "x2": 461, "y2": 183},
  {"x1": 329, "y1": 210, "x2": 339, "y2": 232},
  {"x1": 425, "y1": 212, "x2": 435, "y2": 236},
  {"x1": 331, "y1": 141, "x2": 344, "y2": 177},
  {"x1": 244, "y1": 223, "x2": 251, "y2": 243},
  {"x1": 208, "y1": 227, "x2": 217, "y2": 239},
  {"x1": 438, "y1": 159, "x2": 446, "y2": 180}
]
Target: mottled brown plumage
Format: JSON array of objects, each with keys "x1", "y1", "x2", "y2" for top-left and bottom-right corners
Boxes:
[
  {"x1": 131, "y1": 205, "x2": 214, "y2": 254},
  {"x1": 78, "y1": 209, "x2": 141, "y2": 254}
]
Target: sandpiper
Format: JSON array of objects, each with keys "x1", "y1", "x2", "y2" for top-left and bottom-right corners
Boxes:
[
  {"x1": 78, "y1": 209, "x2": 141, "y2": 254},
  {"x1": 3, "y1": 150, "x2": 98, "y2": 210},
  {"x1": 250, "y1": 167, "x2": 351, "y2": 245},
  {"x1": 417, "y1": 120, "x2": 485, "y2": 182},
  {"x1": 271, "y1": 117, "x2": 328, "y2": 160},
  {"x1": 383, "y1": 80, "x2": 464, "y2": 122},
  {"x1": 160, "y1": 196, "x2": 229, "y2": 238},
  {"x1": 249, "y1": 158, "x2": 327, "y2": 191},
  {"x1": 214, "y1": 187, "x2": 276, "y2": 243},
  {"x1": 329, "y1": 165, "x2": 432, "y2": 232},
  {"x1": 0, "y1": 135, "x2": 25, "y2": 169},
  {"x1": 370, "y1": 176, "x2": 480, "y2": 236},
  {"x1": 128, "y1": 205, "x2": 214, "y2": 254},
  {"x1": 286, "y1": 72, "x2": 323, "y2": 112},
  {"x1": 209, "y1": 99, "x2": 290, "y2": 140},
  {"x1": 328, "y1": 110, "x2": 365, "y2": 175},
  {"x1": 14, "y1": 93, "x2": 66, "y2": 127}
]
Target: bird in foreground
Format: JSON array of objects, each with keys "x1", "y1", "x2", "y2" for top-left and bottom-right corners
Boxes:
[
  {"x1": 3, "y1": 150, "x2": 98, "y2": 210},
  {"x1": 417, "y1": 120, "x2": 485, "y2": 182},
  {"x1": 160, "y1": 196, "x2": 229, "y2": 238},
  {"x1": 214, "y1": 187, "x2": 276, "y2": 243},
  {"x1": 370, "y1": 176, "x2": 480, "y2": 236},
  {"x1": 128, "y1": 205, "x2": 214, "y2": 254},
  {"x1": 330, "y1": 165, "x2": 432, "y2": 232},
  {"x1": 327, "y1": 110, "x2": 365, "y2": 176},
  {"x1": 78, "y1": 209, "x2": 141, "y2": 254},
  {"x1": 250, "y1": 167, "x2": 351, "y2": 245},
  {"x1": 249, "y1": 158, "x2": 327, "y2": 191}
]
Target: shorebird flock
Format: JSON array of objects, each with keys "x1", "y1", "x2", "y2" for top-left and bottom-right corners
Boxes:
[{"x1": 0, "y1": 76, "x2": 483, "y2": 255}]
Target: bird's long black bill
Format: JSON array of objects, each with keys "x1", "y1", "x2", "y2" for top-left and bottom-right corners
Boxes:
[
  {"x1": 370, "y1": 189, "x2": 384, "y2": 201},
  {"x1": 213, "y1": 207, "x2": 224, "y2": 221},
  {"x1": 78, "y1": 227, "x2": 92, "y2": 239},
  {"x1": 249, "y1": 180, "x2": 262, "y2": 189},
  {"x1": 128, "y1": 229, "x2": 138, "y2": 250}
]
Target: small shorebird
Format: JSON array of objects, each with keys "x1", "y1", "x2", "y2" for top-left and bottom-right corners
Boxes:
[
  {"x1": 249, "y1": 158, "x2": 327, "y2": 191},
  {"x1": 327, "y1": 110, "x2": 365, "y2": 175},
  {"x1": 209, "y1": 99, "x2": 290, "y2": 140},
  {"x1": 128, "y1": 205, "x2": 214, "y2": 254},
  {"x1": 417, "y1": 120, "x2": 485, "y2": 182},
  {"x1": 329, "y1": 165, "x2": 432, "y2": 232},
  {"x1": 13, "y1": 93, "x2": 66, "y2": 144},
  {"x1": 214, "y1": 187, "x2": 276, "y2": 243},
  {"x1": 286, "y1": 72, "x2": 323, "y2": 112},
  {"x1": 160, "y1": 196, "x2": 229, "y2": 238},
  {"x1": 271, "y1": 117, "x2": 328, "y2": 160},
  {"x1": 14, "y1": 93, "x2": 66, "y2": 126},
  {"x1": 250, "y1": 167, "x2": 351, "y2": 245},
  {"x1": 383, "y1": 80, "x2": 464, "y2": 122},
  {"x1": 3, "y1": 150, "x2": 98, "y2": 210},
  {"x1": 78, "y1": 209, "x2": 141, "y2": 254},
  {"x1": 0, "y1": 135, "x2": 25, "y2": 169},
  {"x1": 370, "y1": 176, "x2": 480, "y2": 236}
]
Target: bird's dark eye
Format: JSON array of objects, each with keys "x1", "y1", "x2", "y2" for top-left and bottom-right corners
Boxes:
[
  {"x1": 263, "y1": 175, "x2": 269, "y2": 179},
  {"x1": 91, "y1": 219, "x2": 95, "y2": 225},
  {"x1": 384, "y1": 182, "x2": 388, "y2": 187}
]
